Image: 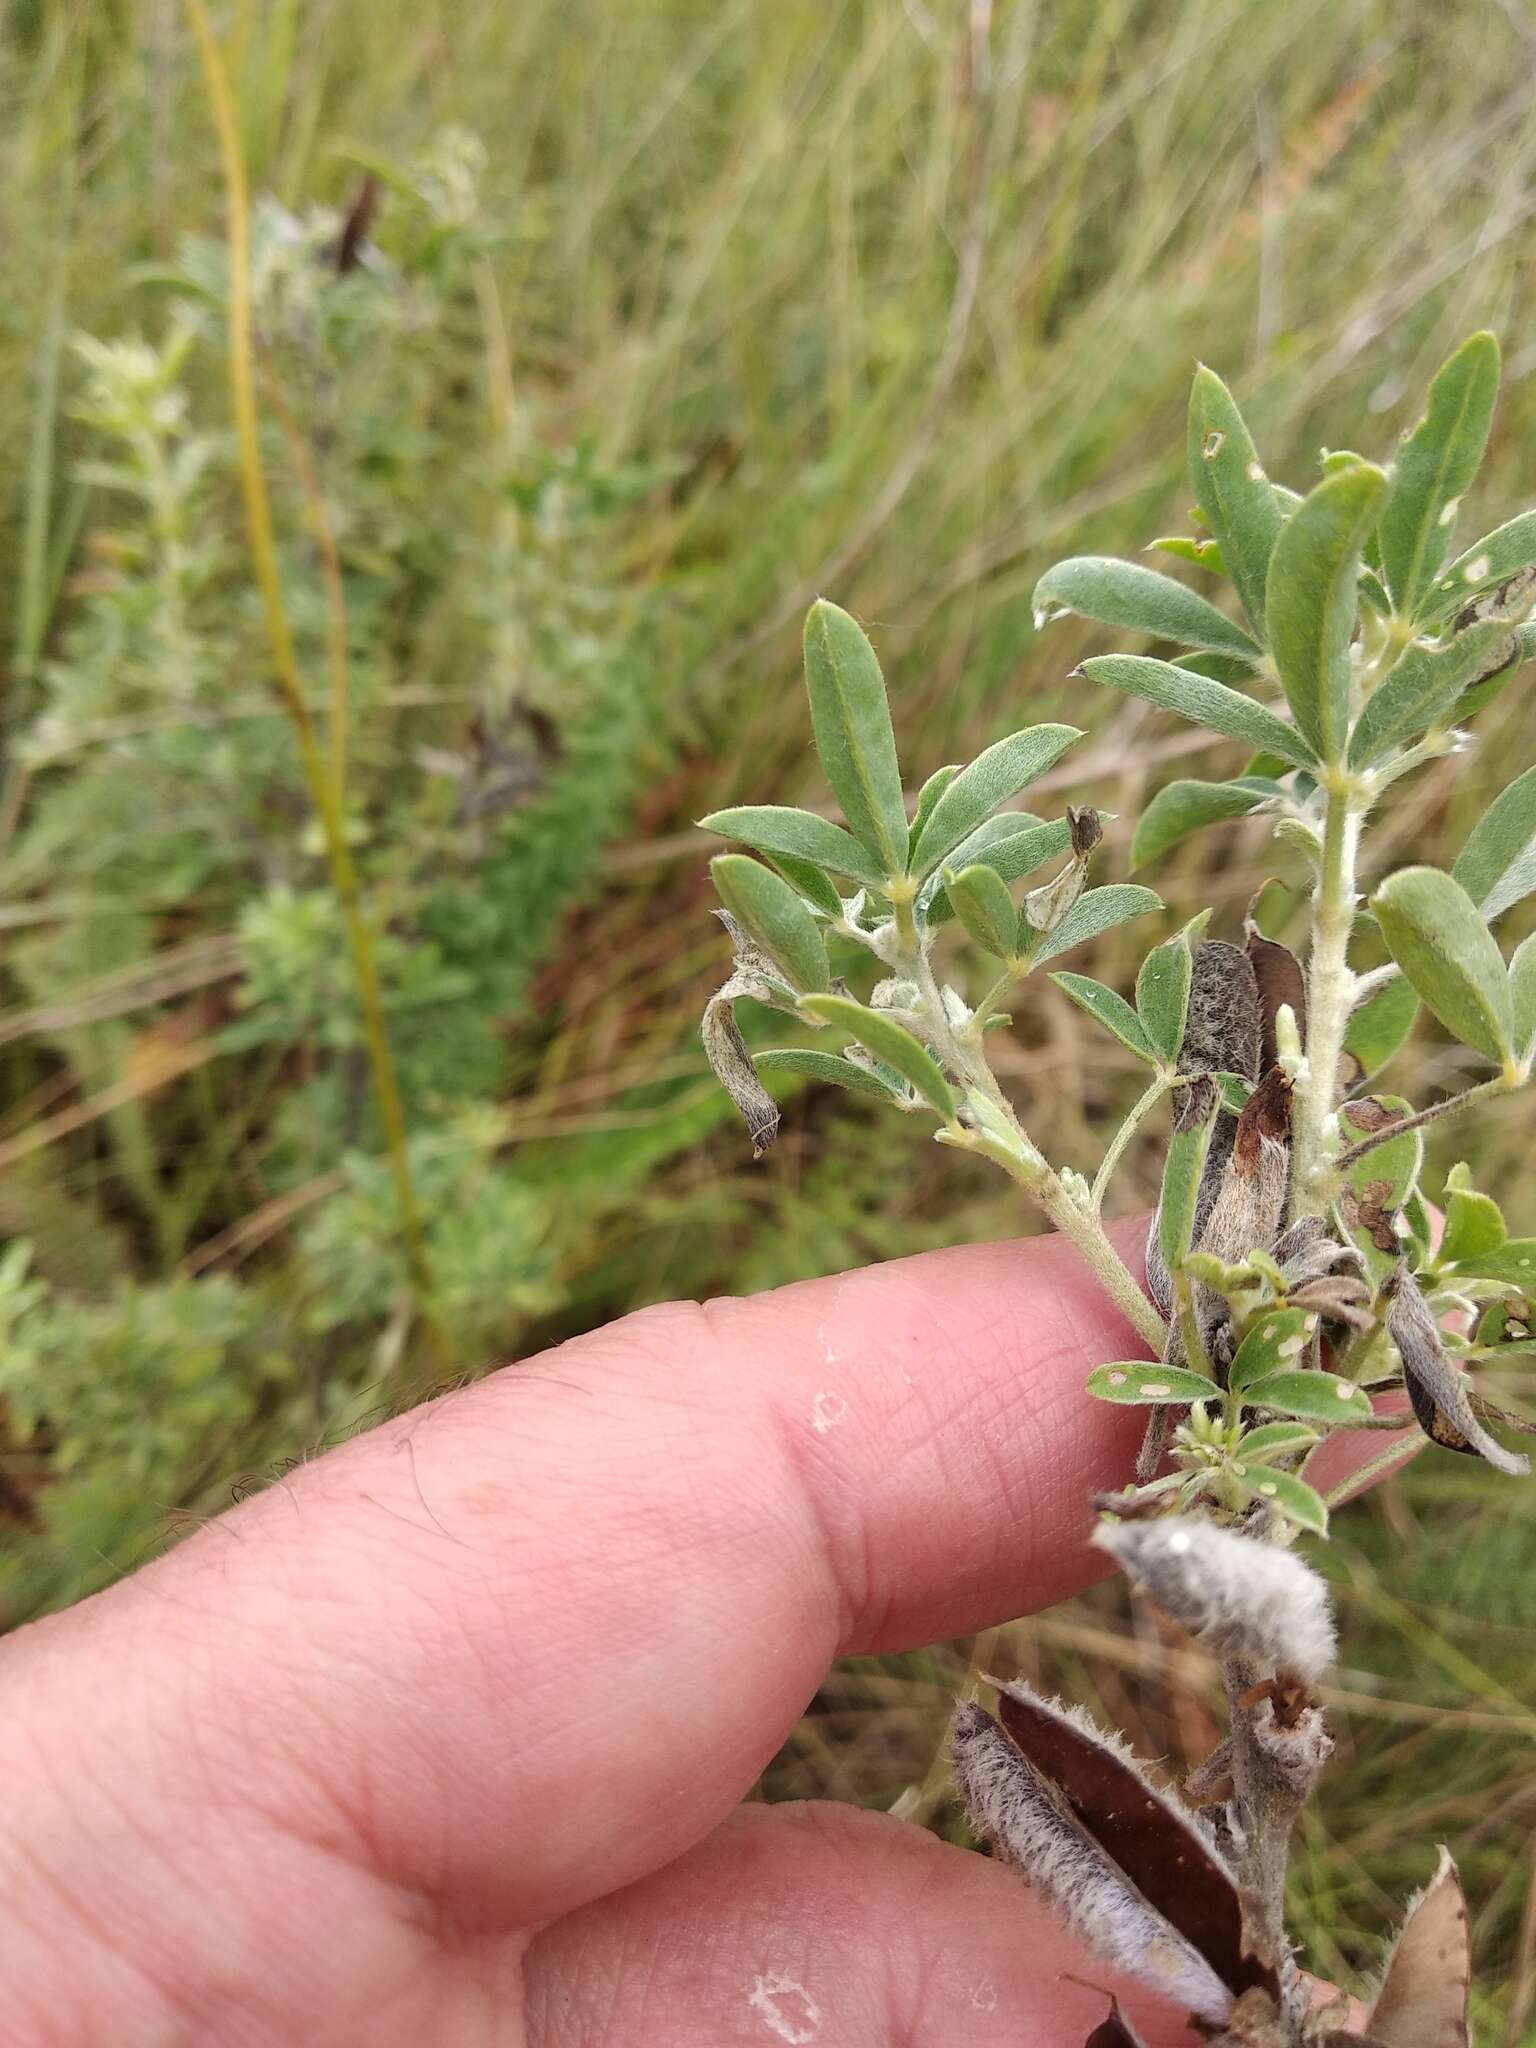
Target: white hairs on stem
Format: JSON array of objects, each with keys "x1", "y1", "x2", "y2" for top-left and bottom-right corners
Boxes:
[{"x1": 1094, "y1": 1517, "x2": 1336, "y2": 1684}]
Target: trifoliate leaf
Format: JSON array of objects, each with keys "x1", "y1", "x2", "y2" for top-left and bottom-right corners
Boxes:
[{"x1": 797, "y1": 992, "x2": 956, "y2": 1121}]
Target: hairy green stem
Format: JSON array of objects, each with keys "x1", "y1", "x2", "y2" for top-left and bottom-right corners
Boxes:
[
  {"x1": 1334, "y1": 1073, "x2": 1517, "y2": 1172},
  {"x1": 1289, "y1": 790, "x2": 1363, "y2": 1221}
]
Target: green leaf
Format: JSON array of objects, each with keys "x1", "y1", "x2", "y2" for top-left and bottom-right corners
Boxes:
[
  {"x1": 1228, "y1": 1308, "x2": 1314, "y2": 1390},
  {"x1": 908, "y1": 764, "x2": 960, "y2": 862},
  {"x1": 1135, "y1": 920, "x2": 1202, "y2": 1063},
  {"x1": 1444, "y1": 1238, "x2": 1536, "y2": 1286},
  {"x1": 1371, "y1": 866, "x2": 1514, "y2": 1065},
  {"x1": 1029, "y1": 884, "x2": 1162, "y2": 966},
  {"x1": 753, "y1": 1047, "x2": 904, "y2": 1103},
  {"x1": 1427, "y1": 509, "x2": 1536, "y2": 623},
  {"x1": 1151, "y1": 534, "x2": 1228, "y2": 575},
  {"x1": 1031, "y1": 556, "x2": 1260, "y2": 660},
  {"x1": 1086, "y1": 1362, "x2": 1219, "y2": 1405},
  {"x1": 797, "y1": 993, "x2": 956, "y2": 1122},
  {"x1": 1452, "y1": 760, "x2": 1536, "y2": 922},
  {"x1": 942, "y1": 862, "x2": 1020, "y2": 959},
  {"x1": 766, "y1": 852, "x2": 844, "y2": 920},
  {"x1": 909, "y1": 724, "x2": 1082, "y2": 876},
  {"x1": 1240, "y1": 1368, "x2": 1372, "y2": 1425},
  {"x1": 1158, "y1": 1118, "x2": 1213, "y2": 1277},
  {"x1": 1232, "y1": 1463, "x2": 1329, "y2": 1536},
  {"x1": 1079, "y1": 655, "x2": 1315, "y2": 768},
  {"x1": 1339, "y1": 1094, "x2": 1423, "y2": 1282},
  {"x1": 1509, "y1": 931, "x2": 1536, "y2": 1052},
  {"x1": 1050, "y1": 973, "x2": 1156, "y2": 1063},
  {"x1": 1236, "y1": 1420, "x2": 1321, "y2": 1465},
  {"x1": 802, "y1": 600, "x2": 909, "y2": 876},
  {"x1": 703, "y1": 804, "x2": 885, "y2": 890},
  {"x1": 1265, "y1": 462, "x2": 1389, "y2": 764},
  {"x1": 1129, "y1": 777, "x2": 1281, "y2": 869},
  {"x1": 1348, "y1": 619, "x2": 1522, "y2": 766},
  {"x1": 922, "y1": 816, "x2": 1071, "y2": 926},
  {"x1": 711, "y1": 856, "x2": 830, "y2": 992},
  {"x1": 1187, "y1": 365, "x2": 1285, "y2": 636},
  {"x1": 1439, "y1": 1163, "x2": 1507, "y2": 1266},
  {"x1": 1344, "y1": 974, "x2": 1418, "y2": 1080},
  {"x1": 1378, "y1": 331, "x2": 1501, "y2": 615}
]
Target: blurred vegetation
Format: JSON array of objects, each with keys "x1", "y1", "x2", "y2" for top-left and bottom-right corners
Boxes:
[{"x1": 1, "y1": 0, "x2": 1534, "y2": 2029}]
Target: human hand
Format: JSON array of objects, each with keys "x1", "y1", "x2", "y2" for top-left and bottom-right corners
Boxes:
[{"x1": 0, "y1": 1221, "x2": 1381, "y2": 2045}]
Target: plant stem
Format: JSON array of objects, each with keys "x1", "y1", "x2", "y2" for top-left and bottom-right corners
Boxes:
[
  {"x1": 1289, "y1": 789, "x2": 1363, "y2": 1221},
  {"x1": 185, "y1": 0, "x2": 448, "y2": 1373},
  {"x1": 1333, "y1": 1073, "x2": 1517, "y2": 1172},
  {"x1": 1090, "y1": 1074, "x2": 1169, "y2": 1212}
]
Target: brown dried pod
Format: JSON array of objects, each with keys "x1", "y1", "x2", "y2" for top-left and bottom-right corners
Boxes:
[
  {"x1": 1243, "y1": 904, "x2": 1308, "y2": 1076},
  {"x1": 1365, "y1": 1847, "x2": 1471, "y2": 2048},
  {"x1": 1384, "y1": 1266, "x2": 1530, "y2": 1476}
]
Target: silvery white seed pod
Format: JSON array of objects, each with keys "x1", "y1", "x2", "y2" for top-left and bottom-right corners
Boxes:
[
  {"x1": 1095, "y1": 1516, "x2": 1337, "y2": 1685},
  {"x1": 951, "y1": 1702, "x2": 1237, "y2": 2028}
]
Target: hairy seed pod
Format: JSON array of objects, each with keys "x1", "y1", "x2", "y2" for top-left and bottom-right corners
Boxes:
[{"x1": 1385, "y1": 1265, "x2": 1530, "y2": 1476}]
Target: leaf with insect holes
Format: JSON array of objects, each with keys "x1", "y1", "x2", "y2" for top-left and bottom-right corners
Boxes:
[
  {"x1": 1050, "y1": 974, "x2": 1157, "y2": 1063},
  {"x1": 942, "y1": 861, "x2": 1020, "y2": 959},
  {"x1": 1240, "y1": 1369, "x2": 1372, "y2": 1426},
  {"x1": 1371, "y1": 866, "x2": 1514, "y2": 1065},
  {"x1": 702, "y1": 804, "x2": 885, "y2": 890},
  {"x1": 1078, "y1": 655, "x2": 1315, "y2": 768},
  {"x1": 1188, "y1": 366, "x2": 1285, "y2": 636},
  {"x1": 1345, "y1": 975, "x2": 1419, "y2": 1081},
  {"x1": 1451, "y1": 759, "x2": 1536, "y2": 922},
  {"x1": 1227, "y1": 1307, "x2": 1313, "y2": 1390},
  {"x1": 1266, "y1": 462, "x2": 1388, "y2": 764},
  {"x1": 1157, "y1": 1117, "x2": 1215, "y2": 1277},
  {"x1": 1367, "y1": 1848, "x2": 1471, "y2": 2048},
  {"x1": 921, "y1": 815, "x2": 1070, "y2": 926},
  {"x1": 710, "y1": 856, "x2": 830, "y2": 993},
  {"x1": 1135, "y1": 915, "x2": 1208, "y2": 1064},
  {"x1": 1510, "y1": 932, "x2": 1536, "y2": 1052},
  {"x1": 1337, "y1": 1092, "x2": 1424, "y2": 1279},
  {"x1": 1378, "y1": 331, "x2": 1500, "y2": 616},
  {"x1": 1237, "y1": 1420, "x2": 1321, "y2": 1464},
  {"x1": 1029, "y1": 884, "x2": 1162, "y2": 966},
  {"x1": 753, "y1": 1048, "x2": 905, "y2": 1104},
  {"x1": 1348, "y1": 619, "x2": 1523, "y2": 767},
  {"x1": 1232, "y1": 1463, "x2": 1329, "y2": 1534},
  {"x1": 1129, "y1": 776, "x2": 1283, "y2": 869},
  {"x1": 1426, "y1": 508, "x2": 1536, "y2": 624},
  {"x1": 802, "y1": 600, "x2": 909, "y2": 876},
  {"x1": 1087, "y1": 1362, "x2": 1219, "y2": 1404},
  {"x1": 1031, "y1": 556, "x2": 1261, "y2": 660},
  {"x1": 909, "y1": 724, "x2": 1082, "y2": 876},
  {"x1": 797, "y1": 993, "x2": 955, "y2": 1122},
  {"x1": 1438, "y1": 1162, "x2": 1506, "y2": 1266}
]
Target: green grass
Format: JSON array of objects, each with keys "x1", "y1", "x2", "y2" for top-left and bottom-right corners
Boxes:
[{"x1": 3, "y1": 0, "x2": 1536, "y2": 2028}]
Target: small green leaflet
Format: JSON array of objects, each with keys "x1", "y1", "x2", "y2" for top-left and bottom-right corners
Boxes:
[
  {"x1": 767, "y1": 851, "x2": 844, "y2": 920},
  {"x1": 1130, "y1": 777, "x2": 1282, "y2": 870},
  {"x1": 1187, "y1": 365, "x2": 1285, "y2": 637},
  {"x1": 1029, "y1": 884, "x2": 1162, "y2": 966},
  {"x1": 1240, "y1": 1369, "x2": 1372, "y2": 1425},
  {"x1": 1235, "y1": 1421, "x2": 1320, "y2": 1465},
  {"x1": 711, "y1": 855, "x2": 830, "y2": 993},
  {"x1": 753, "y1": 1047, "x2": 904, "y2": 1104},
  {"x1": 802, "y1": 600, "x2": 909, "y2": 877},
  {"x1": 1232, "y1": 1463, "x2": 1329, "y2": 1536},
  {"x1": 1451, "y1": 760, "x2": 1536, "y2": 922},
  {"x1": 1158, "y1": 1117, "x2": 1214, "y2": 1276},
  {"x1": 921, "y1": 817, "x2": 1071, "y2": 927},
  {"x1": 1228, "y1": 1308, "x2": 1313, "y2": 1390},
  {"x1": 1511, "y1": 932, "x2": 1536, "y2": 1053},
  {"x1": 1134, "y1": 918, "x2": 1204, "y2": 1064},
  {"x1": 1377, "y1": 330, "x2": 1500, "y2": 616},
  {"x1": 1438, "y1": 1162, "x2": 1507, "y2": 1266},
  {"x1": 1050, "y1": 974, "x2": 1157, "y2": 1063},
  {"x1": 1426, "y1": 508, "x2": 1536, "y2": 624},
  {"x1": 703, "y1": 803, "x2": 885, "y2": 890},
  {"x1": 1348, "y1": 619, "x2": 1521, "y2": 767},
  {"x1": 1439, "y1": 1237, "x2": 1536, "y2": 1287},
  {"x1": 797, "y1": 992, "x2": 956, "y2": 1122},
  {"x1": 943, "y1": 861, "x2": 1020, "y2": 959},
  {"x1": 1371, "y1": 865, "x2": 1514, "y2": 1066},
  {"x1": 1265, "y1": 462, "x2": 1388, "y2": 765},
  {"x1": 1078, "y1": 654, "x2": 1316, "y2": 769},
  {"x1": 908, "y1": 763, "x2": 960, "y2": 861},
  {"x1": 909, "y1": 724, "x2": 1082, "y2": 877},
  {"x1": 1030, "y1": 555, "x2": 1260, "y2": 660},
  {"x1": 1344, "y1": 974, "x2": 1418, "y2": 1080},
  {"x1": 1086, "y1": 1362, "x2": 1217, "y2": 1405}
]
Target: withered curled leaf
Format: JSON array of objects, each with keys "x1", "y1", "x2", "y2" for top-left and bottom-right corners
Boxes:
[
  {"x1": 1385, "y1": 1266, "x2": 1530, "y2": 1476},
  {"x1": 992, "y1": 1682, "x2": 1280, "y2": 2007},
  {"x1": 1367, "y1": 1847, "x2": 1471, "y2": 2048}
]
